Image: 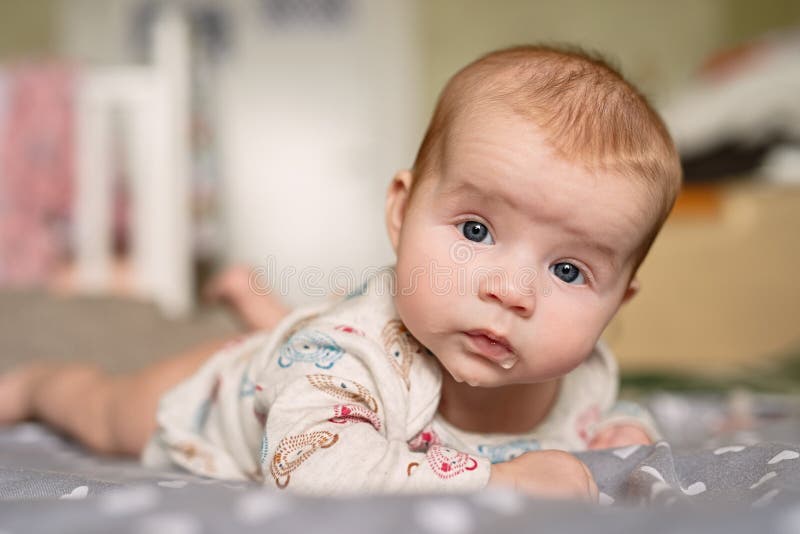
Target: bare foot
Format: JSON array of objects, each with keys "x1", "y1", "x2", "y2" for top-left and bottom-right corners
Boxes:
[
  {"x1": 204, "y1": 265, "x2": 291, "y2": 331},
  {"x1": 0, "y1": 364, "x2": 50, "y2": 425}
]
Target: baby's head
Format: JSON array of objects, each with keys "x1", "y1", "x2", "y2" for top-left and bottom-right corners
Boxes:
[{"x1": 385, "y1": 45, "x2": 682, "y2": 388}]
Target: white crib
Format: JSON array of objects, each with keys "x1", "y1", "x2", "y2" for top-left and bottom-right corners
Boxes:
[{"x1": 73, "y1": 7, "x2": 192, "y2": 317}]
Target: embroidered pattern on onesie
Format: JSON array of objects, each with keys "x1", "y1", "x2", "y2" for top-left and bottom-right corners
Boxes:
[
  {"x1": 193, "y1": 375, "x2": 221, "y2": 432},
  {"x1": 278, "y1": 329, "x2": 344, "y2": 369},
  {"x1": 172, "y1": 441, "x2": 217, "y2": 474},
  {"x1": 334, "y1": 324, "x2": 365, "y2": 336},
  {"x1": 306, "y1": 374, "x2": 379, "y2": 413},
  {"x1": 344, "y1": 280, "x2": 369, "y2": 299},
  {"x1": 329, "y1": 404, "x2": 382, "y2": 431},
  {"x1": 381, "y1": 319, "x2": 421, "y2": 389},
  {"x1": 271, "y1": 430, "x2": 339, "y2": 488},
  {"x1": 424, "y1": 445, "x2": 478, "y2": 479},
  {"x1": 258, "y1": 433, "x2": 270, "y2": 473},
  {"x1": 239, "y1": 372, "x2": 257, "y2": 398},
  {"x1": 477, "y1": 439, "x2": 541, "y2": 464},
  {"x1": 407, "y1": 426, "x2": 442, "y2": 452},
  {"x1": 282, "y1": 314, "x2": 321, "y2": 340}
]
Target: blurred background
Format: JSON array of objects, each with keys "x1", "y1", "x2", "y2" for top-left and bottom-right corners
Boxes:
[{"x1": 0, "y1": 0, "x2": 799, "y2": 388}]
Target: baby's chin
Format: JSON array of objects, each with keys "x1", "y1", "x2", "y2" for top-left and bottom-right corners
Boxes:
[
  {"x1": 448, "y1": 370, "x2": 484, "y2": 388},
  {"x1": 447, "y1": 372, "x2": 527, "y2": 389},
  {"x1": 439, "y1": 358, "x2": 520, "y2": 388},
  {"x1": 440, "y1": 350, "x2": 575, "y2": 389}
]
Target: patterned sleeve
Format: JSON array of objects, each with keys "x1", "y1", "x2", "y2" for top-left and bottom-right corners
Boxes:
[{"x1": 257, "y1": 327, "x2": 491, "y2": 496}]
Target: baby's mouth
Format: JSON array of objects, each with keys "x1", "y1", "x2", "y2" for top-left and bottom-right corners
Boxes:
[{"x1": 463, "y1": 330, "x2": 519, "y2": 370}]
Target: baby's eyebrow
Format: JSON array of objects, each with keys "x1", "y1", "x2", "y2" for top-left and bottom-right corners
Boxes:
[
  {"x1": 564, "y1": 229, "x2": 619, "y2": 272},
  {"x1": 444, "y1": 179, "x2": 517, "y2": 209},
  {"x1": 445, "y1": 179, "x2": 487, "y2": 197}
]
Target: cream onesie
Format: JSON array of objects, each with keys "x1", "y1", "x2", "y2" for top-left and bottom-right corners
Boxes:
[{"x1": 143, "y1": 266, "x2": 660, "y2": 495}]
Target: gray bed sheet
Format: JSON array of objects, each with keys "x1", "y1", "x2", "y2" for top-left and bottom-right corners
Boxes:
[{"x1": 2, "y1": 391, "x2": 800, "y2": 534}]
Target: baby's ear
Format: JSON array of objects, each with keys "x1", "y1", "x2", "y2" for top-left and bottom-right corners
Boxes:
[
  {"x1": 385, "y1": 170, "x2": 414, "y2": 253},
  {"x1": 621, "y1": 278, "x2": 640, "y2": 305}
]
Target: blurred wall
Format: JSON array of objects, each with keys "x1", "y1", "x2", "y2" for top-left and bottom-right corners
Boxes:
[
  {"x1": 0, "y1": 1, "x2": 57, "y2": 61},
  {"x1": 212, "y1": 1, "x2": 419, "y2": 305},
  {"x1": 416, "y1": 0, "x2": 800, "y2": 112},
  {"x1": 723, "y1": 0, "x2": 800, "y2": 44},
  {"x1": 418, "y1": 0, "x2": 723, "y2": 109}
]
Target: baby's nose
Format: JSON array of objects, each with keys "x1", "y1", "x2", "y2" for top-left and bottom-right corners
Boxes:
[{"x1": 478, "y1": 274, "x2": 535, "y2": 318}]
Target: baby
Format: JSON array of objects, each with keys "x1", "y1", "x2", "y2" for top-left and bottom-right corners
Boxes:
[{"x1": 0, "y1": 45, "x2": 681, "y2": 499}]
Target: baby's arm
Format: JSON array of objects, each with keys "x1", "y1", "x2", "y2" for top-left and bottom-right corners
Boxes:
[
  {"x1": 258, "y1": 360, "x2": 491, "y2": 494},
  {"x1": 265, "y1": 371, "x2": 597, "y2": 498},
  {"x1": 278, "y1": 377, "x2": 596, "y2": 498}
]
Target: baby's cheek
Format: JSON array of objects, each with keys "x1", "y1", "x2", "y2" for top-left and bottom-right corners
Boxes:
[
  {"x1": 528, "y1": 331, "x2": 595, "y2": 378},
  {"x1": 393, "y1": 288, "x2": 439, "y2": 349},
  {"x1": 393, "y1": 292, "x2": 420, "y2": 332}
]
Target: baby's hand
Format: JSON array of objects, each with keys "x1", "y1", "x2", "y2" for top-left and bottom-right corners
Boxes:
[
  {"x1": 588, "y1": 424, "x2": 652, "y2": 450},
  {"x1": 489, "y1": 450, "x2": 598, "y2": 501}
]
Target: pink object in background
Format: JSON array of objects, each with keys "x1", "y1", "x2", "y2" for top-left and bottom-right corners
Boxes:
[{"x1": 0, "y1": 63, "x2": 75, "y2": 286}]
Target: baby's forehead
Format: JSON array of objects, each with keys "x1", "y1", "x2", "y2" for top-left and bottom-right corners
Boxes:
[
  {"x1": 442, "y1": 160, "x2": 655, "y2": 226},
  {"x1": 431, "y1": 95, "x2": 661, "y2": 228},
  {"x1": 440, "y1": 104, "x2": 568, "y2": 180},
  {"x1": 442, "y1": 100, "x2": 568, "y2": 173},
  {"x1": 433, "y1": 129, "x2": 658, "y2": 260}
]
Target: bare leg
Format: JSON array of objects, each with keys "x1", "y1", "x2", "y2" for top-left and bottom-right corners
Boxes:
[
  {"x1": 0, "y1": 266, "x2": 292, "y2": 456},
  {"x1": 0, "y1": 337, "x2": 234, "y2": 456}
]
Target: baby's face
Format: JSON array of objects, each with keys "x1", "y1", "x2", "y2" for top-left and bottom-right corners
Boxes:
[{"x1": 389, "y1": 107, "x2": 655, "y2": 387}]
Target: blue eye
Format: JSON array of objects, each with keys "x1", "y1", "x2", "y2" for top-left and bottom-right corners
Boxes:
[
  {"x1": 550, "y1": 262, "x2": 585, "y2": 285},
  {"x1": 457, "y1": 221, "x2": 494, "y2": 244}
]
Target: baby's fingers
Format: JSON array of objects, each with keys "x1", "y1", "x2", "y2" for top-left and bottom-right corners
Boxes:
[{"x1": 578, "y1": 459, "x2": 599, "y2": 502}]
